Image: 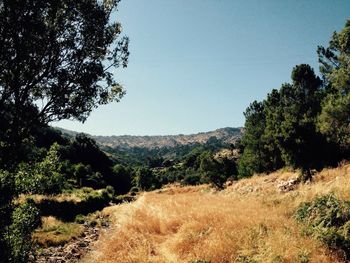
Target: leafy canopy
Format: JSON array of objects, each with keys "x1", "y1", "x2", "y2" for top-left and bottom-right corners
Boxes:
[
  {"x1": 0, "y1": 0, "x2": 129, "y2": 124},
  {"x1": 317, "y1": 20, "x2": 350, "y2": 147}
]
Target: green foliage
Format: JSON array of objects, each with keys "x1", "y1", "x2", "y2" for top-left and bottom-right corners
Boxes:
[
  {"x1": 130, "y1": 186, "x2": 140, "y2": 194},
  {"x1": 239, "y1": 63, "x2": 339, "y2": 179},
  {"x1": 15, "y1": 143, "x2": 65, "y2": 195},
  {"x1": 7, "y1": 199, "x2": 40, "y2": 263},
  {"x1": 0, "y1": 0, "x2": 128, "y2": 123},
  {"x1": 0, "y1": 0, "x2": 129, "y2": 168},
  {"x1": 106, "y1": 185, "x2": 115, "y2": 196},
  {"x1": 0, "y1": 0, "x2": 129, "y2": 260},
  {"x1": 318, "y1": 92, "x2": 350, "y2": 148},
  {"x1": 317, "y1": 20, "x2": 350, "y2": 149},
  {"x1": 295, "y1": 194, "x2": 350, "y2": 227},
  {"x1": 0, "y1": 170, "x2": 15, "y2": 261},
  {"x1": 134, "y1": 167, "x2": 158, "y2": 191},
  {"x1": 74, "y1": 214, "x2": 87, "y2": 224},
  {"x1": 183, "y1": 172, "x2": 203, "y2": 186},
  {"x1": 238, "y1": 147, "x2": 264, "y2": 179},
  {"x1": 73, "y1": 163, "x2": 92, "y2": 187},
  {"x1": 239, "y1": 101, "x2": 272, "y2": 178},
  {"x1": 37, "y1": 187, "x2": 114, "y2": 221},
  {"x1": 198, "y1": 152, "x2": 229, "y2": 188},
  {"x1": 295, "y1": 194, "x2": 350, "y2": 257},
  {"x1": 111, "y1": 164, "x2": 132, "y2": 194},
  {"x1": 238, "y1": 22, "x2": 350, "y2": 179}
]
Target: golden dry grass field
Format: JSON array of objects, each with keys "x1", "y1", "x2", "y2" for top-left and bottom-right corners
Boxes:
[{"x1": 82, "y1": 165, "x2": 350, "y2": 263}]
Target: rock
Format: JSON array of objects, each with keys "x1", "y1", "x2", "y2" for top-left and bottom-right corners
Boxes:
[
  {"x1": 35, "y1": 214, "x2": 110, "y2": 263},
  {"x1": 101, "y1": 221, "x2": 109, "y2": 227},
  {"x1": 78, "y1": 241, "x2": 88, "y2": 248},
  {"x1": 277, "y1": 178, "x2": 299, "y2": 192}
]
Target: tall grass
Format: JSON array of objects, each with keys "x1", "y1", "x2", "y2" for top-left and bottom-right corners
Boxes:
[{"x1": 83, "y1": 165, "x2": 350, "y2": 262}]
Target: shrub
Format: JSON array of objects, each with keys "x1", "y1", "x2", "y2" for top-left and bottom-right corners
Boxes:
[
  {"x1": 183, "y1": 173, "x2": 202, "y2": 186},
  {"x1": 8, "y1": 199, "x2": 40, "y2": 262},
  {"x1": 130, "y1": 186, "x2": 140, "y2": 194},
  {"x1": 33, "y1": 216, "x2": 84, "y2": 247},
  {"x1": 106, "y1": 185, "x2": 115, "y2": 196},
  {"x1": 295, "y1": 194, "x2": 350, "y2": 228},
  {"x1": 15, "y1": 143, "x2": 65, "y2": 195},
  {"x1": 295, "y1": 194, "x2": 350, "y2": 257},
  {"x1": 36, "y1": 188, "x2": 114, "y2": 221},
  {"x1": 0, "y1": 170, "x2": 15, "y2": 261},
  {"x1": 74, "y1": 214, "x2": 86, "y2": 224},
  {"x1": 205, "y1": 171, "x2": 228, "y2": 189}
]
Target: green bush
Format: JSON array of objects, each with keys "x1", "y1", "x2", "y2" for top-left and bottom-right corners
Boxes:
[
  {"x1": 182, "y1": 173, "x2": 202, "y2": 186},
  {"x1": 74, "y1": 214, "x2": 86, "y2": 224},
  {"x1": 106, "y1": 185, "x2": 115, "y2": 196},
  {"x1": 8, "y1": 199, "x2": 40, "y2": 263},
  {"x1": 295, "y1": 194, "x2": 350, "y2": 257},
  {"x1": 37, "y1": 188, "x2": 114, "y2": 221},
  {"x1": 1, "y1": 171, "x2": 41, "y2": 262},
  {"x1": 295, "y1": 194, "x2": 350, "y2": 228},
  {"x1": 15, "y1": 143, "x2": 65, "y2": 195},
  {"x1": 130, "y1": 186, "x2": 140, "y2": 194},
  {"x1": 0, "y1": 170, "x2": 15, "y2": 261}
]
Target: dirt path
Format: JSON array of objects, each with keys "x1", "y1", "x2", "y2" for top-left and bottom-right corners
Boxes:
[
  {"x1": 81, "y1": 194, "x2": 147, "y2": 262},
  {"x1": 81, "y1": 192, "x2": 184, "y2": 263}
]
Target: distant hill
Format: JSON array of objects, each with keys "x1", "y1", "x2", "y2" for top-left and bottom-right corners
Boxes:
[{"x1": 56, "y1": 127, "x2": 243, "y2": 149}]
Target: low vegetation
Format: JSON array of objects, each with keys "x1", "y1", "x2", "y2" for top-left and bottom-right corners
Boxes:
[
  {"x1": 82, "y1": 164, "x2": 350, "y2": 263},
  {"x1": 33, "y1": 216, "x2": 84, "y2": 247}
]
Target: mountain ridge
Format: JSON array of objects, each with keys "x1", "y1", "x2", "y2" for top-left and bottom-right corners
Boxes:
[{"x1": 55, "y1": 127, "x2": 243, "y2": 149}]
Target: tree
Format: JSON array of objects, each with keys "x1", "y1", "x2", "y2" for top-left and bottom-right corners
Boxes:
[
  {"x1": 239, "y1": 64, "x2": 334, "y2": 180},
  {"x1": 198, "y1": 151, "x2": 230, "y2": 188},
  {"x1": 0, "y1": 0, "x2": 129, "y2": 164},
  {"x1": 238, "y1": 100, "x2": 279, "y2": 178},
  {"x1": 317, "y1": 20, "x2": 350, "y2": 149},
  {"x1": 70, "y1": 134, "x2": 113, "y2": 176},
  {"x1": 0, "y1": 1, "x2": 129, "y2": 261},
  {"x1": 15, "y1": 143, "x2": 65, "y2": 194},
  {"x1": 111, "y1": 164, "x2": 132, "y2": 194},
  {"x1": 134, "y1": 167, "x2": 156, "y2": 191},
  {"x1": 264, "y1": 65, "x2": 334, "y2": 180}
]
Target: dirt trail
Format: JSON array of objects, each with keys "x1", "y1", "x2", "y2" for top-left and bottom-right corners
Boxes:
[
  {"x1": 82, "y1": 191, "x2": 189, "y2": 263},
  {"x1": 81, "y1": 194, "x2": 146, "y2": 262}
]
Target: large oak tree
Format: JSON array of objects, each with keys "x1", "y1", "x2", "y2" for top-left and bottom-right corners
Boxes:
[
  {"x1": 0, "y1": 1, "x2": 129, "y2": 261},
  {"x1": 0, "y1": 0, "x2": 129, "y2": 162}
]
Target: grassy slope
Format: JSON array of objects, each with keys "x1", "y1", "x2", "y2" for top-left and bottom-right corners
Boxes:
[{"x1": 82, "y1": 165, "x2": 350, "y2": 263}]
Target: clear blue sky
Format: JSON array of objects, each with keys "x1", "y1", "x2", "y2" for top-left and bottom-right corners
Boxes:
[{"x1": 55, "y1": 0, "x2": 350, "y2": 136}]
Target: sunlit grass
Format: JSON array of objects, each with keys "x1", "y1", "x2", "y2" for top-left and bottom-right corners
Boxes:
[
  {"x1": 83, "y1": 165, "x2": 350, "y2": 262},
  {"x1": 33, "y1": 216, "x2": 84, "y2": 247}
]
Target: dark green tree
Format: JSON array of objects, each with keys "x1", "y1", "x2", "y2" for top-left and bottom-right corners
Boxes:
[
  {"x1": 0, "y1": 0, "x2": 129, "y2": 165},
  {"x1": 239, "y1": 64, "x2": 334, "y2": 180},
  {"x1": 263, "y1": 65, "x2": 331, "y2": 180},
  {"x1": 134, "y1": 167, "x2": 156, "y2": 191},
  {"x1": 0, "y1": 1, "x2": 129, "y2": 261},
  {"x1": 317, "y1": 20, "x2": 350, "y2": 150},
  {"x1": 198, "y1": 151, "x2": 231, "y2": 188},
  {"x1": 111, "y1": 164, "x2": 132, "y2": 194},
  {"x1": 238, "y1": 100, "x2": 280, "y2": 178},
  {"x1": 71, "y1": 134, "x2": 113, "y2": 176}
]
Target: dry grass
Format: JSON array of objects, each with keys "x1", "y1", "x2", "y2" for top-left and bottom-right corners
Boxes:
[
  {"x1": 82, "y1": 165, "x2": 350, "y2": 263},
  {"x1": 33, "y1": 216, "x2": 84, "y2": 247},
  {"x1": 18, "y1": 187, "x2": 106, "y2": 204}
]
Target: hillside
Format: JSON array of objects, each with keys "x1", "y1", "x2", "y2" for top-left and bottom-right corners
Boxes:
[
  {"x1": 57, "y1": 127, "x2": 243, "y2": 149},
  {"x1": 81, "y1": 165, "x2": 350, "y2": 263}
]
